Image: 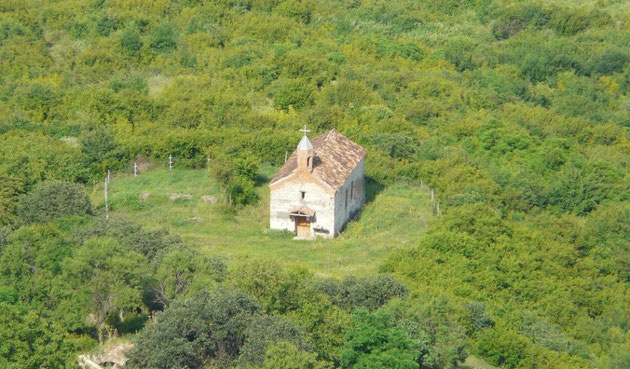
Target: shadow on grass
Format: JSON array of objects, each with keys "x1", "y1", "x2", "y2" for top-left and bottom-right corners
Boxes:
[
  {"x1": 365, "y1": 176, "x2": 385, "y2": 204},
  {"x1": 344, "y1": 176, "x2": 385, "y2": 228},
  {"x1": 254, "y1": 173, "x2": 270, "y2": 187}
]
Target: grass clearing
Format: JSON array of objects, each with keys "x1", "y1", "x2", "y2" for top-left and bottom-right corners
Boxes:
[{"x1": 91, "y1": 167, "x2": 433, "y2": 278}]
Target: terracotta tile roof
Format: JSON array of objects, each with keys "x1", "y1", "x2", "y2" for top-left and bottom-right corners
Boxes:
[{"x1": 270, "y1": 129, "x2": 366, "y2": 190}]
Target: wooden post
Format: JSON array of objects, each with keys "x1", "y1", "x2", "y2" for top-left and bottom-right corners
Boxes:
[
  {"x1": 169, "y1": 154, "x2": 173, "y2": 170},
  {"x1": 134, "y1": 162, "x2": 138, "y2": 177}
]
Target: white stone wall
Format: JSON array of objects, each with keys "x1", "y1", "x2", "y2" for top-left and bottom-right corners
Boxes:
[
  {"x1": 333, "y1": 158, "x2": 366, "y2": 235},
  {"x1": 270, "y1": 179, "x2": 336, "y2": 238}
]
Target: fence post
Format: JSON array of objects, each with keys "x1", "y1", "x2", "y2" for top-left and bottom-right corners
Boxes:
[
  {"x1": 104, "y1": 175, "x2": 109, "y2": 220},
  {"x1": 134, "y1": 162, "x2": 138, "y2": 177},
  {"x1": 169, "y1": 154, "x2": 173, "y2": 171}
]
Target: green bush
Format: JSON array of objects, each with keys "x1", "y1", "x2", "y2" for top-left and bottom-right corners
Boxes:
[
  {"x1": 340, "y1": 309, "x2": 418, "y2": 369},
  {"x1": 492, "y1": 4, "x2": 551, "y2": 39},
  {"x1": 239, "y1": 315, "x2": 308, "y2": 366},
  {"x1": 551, "y1": 8, "x2": 612, "y2": 36},
  {"x1": 149, "y1": 23, "x2": 177, "y2": 53},
  {"x1": 0, "y1": 174, "x2": 24, "y2": 226},
  {"x1": 475, "y1": 327, "x2": 529, "y2": 369},
  {"x1": 126, "y1": 289, "x2": 261, "y2": 369},
  {"x1": 593, "y1": 50, "x2": 629, "y2": 75},
  {"x1": 208, "y1": 150, "x2": 260, "y2": 208},
  {"x1": 120, "y1": 28, "x2": 143, "y2": 53},
  {"x1": 272, "y1": 78, "x2": 314, "y2": 111},
  {"x1": 17, "y1": 181, "x2": 93, "y2": 224},
  {"x1": 318, "y1": 274, "x2": 409, "y2": 311}
]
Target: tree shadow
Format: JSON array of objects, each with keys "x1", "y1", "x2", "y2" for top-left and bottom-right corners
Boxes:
[
  {"x1": 365, "y1": 176, "x2": 385, "y2": 204},
  {"x1": 254, "y1": 173, "x2": 270, "y2": 187}
]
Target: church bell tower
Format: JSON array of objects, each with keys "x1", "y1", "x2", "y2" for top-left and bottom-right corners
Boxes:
[{"x1": 297, "y1": 125, "x2": 313, "y2": 172}]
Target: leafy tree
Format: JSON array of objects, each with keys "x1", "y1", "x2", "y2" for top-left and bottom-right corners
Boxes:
[
  {"x1": 150, "y1": 23, "x2": 177, "y2": 53},
  {"x1": 120, "y1": 27, "x2": 143, "y2": 53},
  {"x1": 462, "y1": 301, "x2": 494, "y2": 335},
  {"x1": 208, "y1": 150, "x2": 259, "y2": 208},
  {"x1": 318, "y1": 274, "x2": 409, "y2": 311},
  {"x1": 341, "y1": 309, "x2": 418, "y2": 369},
  {"x1": 126, "y1": 289, "x2": 260, "y2": 369},
  {"x1": 491, "y1": 4, "x2": 551, "y2": 39},
  {"x1": 0, "y1": 302, "x2": 93, "y2": 369},
  {"x1": 79, "y1": 128, "x2": 122, "y2": 181},
  {"x1": 232, "y1": 260, "x2": 311, "y2": 315},
  {"x1": 153, "y1": 247, "x2": 226, "y2": 309},
  {"x1": 0, "y1": 174, "x2": 24, "y2": 226},
  {"x1": 0, "y1": 223, "x2": 72, "y2": 310},
  {"x1": 20, "y1": 83, "x2": 58, "y2": 121},
  {"x1": 441, "y1": 37, "x2": 478, "y2": 72},
  {"x1": 272, "y1": 78, "x2": 315, "y2": 111},
  {"x1": 593, "y1": 50, "x2": 629, "y2": 76},
  {"x1": 80, "y1": 217, "x2": 183, "y2": 261},
  {"x1": 57, "y1": 237, "x2": 148, "y2": 342},
  {"x1": 260, "y1": 342, "x2": 332, "y2": 369},
  {"x1": 475, "y1": 327, "x2": 529, "y2": 369},
  {"x1": 17, "y1": 181, "x2": 93, "y2": 224},
  {"x1": 239, "y1": 315, "x2": 308, "y2": 366}
]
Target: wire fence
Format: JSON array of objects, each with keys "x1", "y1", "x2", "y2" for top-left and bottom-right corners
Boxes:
[{"x1": 99, "y1": 155, "x2": 444, "y2": 219}]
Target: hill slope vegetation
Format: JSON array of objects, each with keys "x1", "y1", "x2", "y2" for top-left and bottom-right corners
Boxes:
[{"x1": 1, "y1": 0, "x2": 630, "y2": 368}]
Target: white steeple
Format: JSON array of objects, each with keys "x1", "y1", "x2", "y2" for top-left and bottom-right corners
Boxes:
[
  {"x1": 297, "y1": 125, "x2": 314, "y2": 172},
  {"x1": 297, "y1": 125, "x2": 313, "y2": 151}
]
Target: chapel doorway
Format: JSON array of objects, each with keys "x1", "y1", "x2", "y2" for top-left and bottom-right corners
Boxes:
[{"x1": 296, "y1": 217, "x2": 311, "y2": 238}]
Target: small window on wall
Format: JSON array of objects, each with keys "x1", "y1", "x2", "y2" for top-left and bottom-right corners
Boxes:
[{"x1": 300, "y1": 191, "x2": 306, "y2": 199}]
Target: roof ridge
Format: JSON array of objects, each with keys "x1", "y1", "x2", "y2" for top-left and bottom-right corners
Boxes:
[{"x1": 270, "y1": 128, "x2": 365, "y2": 190}]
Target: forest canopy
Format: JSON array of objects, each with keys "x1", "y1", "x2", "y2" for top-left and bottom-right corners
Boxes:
[{"x1": 1, "y1": 0, "x2": 630, "y2": 368}]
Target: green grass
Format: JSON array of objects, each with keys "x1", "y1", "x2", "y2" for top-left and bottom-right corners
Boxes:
[
  {"x1": 458, "y1": 356, "x2": 499, "y2": 369},
  {"x1": 91, "y1": 166, "x2": 433, "y2": 278}
]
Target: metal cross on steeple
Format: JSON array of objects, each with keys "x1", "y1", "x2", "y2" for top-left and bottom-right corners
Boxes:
[{"x1": 299, "y1": 125, "x2": 311, "y2": 136}]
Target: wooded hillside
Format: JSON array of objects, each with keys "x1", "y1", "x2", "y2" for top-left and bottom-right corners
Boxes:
[{"x1": 1, "y1": 0, "x2": 629, "y2": 368}]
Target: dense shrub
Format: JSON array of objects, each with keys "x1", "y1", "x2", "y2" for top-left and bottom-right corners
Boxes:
[
  {"x1": 593, "y1": 50, "x2": 629, "y2": 75},
  {"x1": 208, "y1": 151, "x2": 260, "y2": 208},
  {"x1": 1, "y1": 1, "x2": 629, "y2": 368},
  {"x1": 551, "y1": 8, "x2": 612, "y2": 36},
  {"x1": 150, "y1": 23, "x2": 177, "y2": 52},
  {"x1": 0, "y1": 174, "x2": 24, "y2": 226},
  {"x1": 340, "y1": 309, "x2": 419, "y2": 369},
  {"x1": 492, "y1": 4, "x2": 551, "y2": 39},
  {"x1": 17, "y1": 181, "x2": 93, "y2": 224},
  {"x1": 318, "y1": 274, "x2": 409, "y2": 311},
  {"x1": 441, "y1": 37, "x2": 478, "y2": 72},
  {"x1": 126, "y1": 289, "x2": 261, "y2": 369},
  {"x1": 239, "y1": 315, "x2": 308, "y2": 366},
  {"x1": 120, "y1": 28, "x2": 143, "y2": 53}
]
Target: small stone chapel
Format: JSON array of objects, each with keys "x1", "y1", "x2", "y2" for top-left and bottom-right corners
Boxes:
[{"x1": 269, "y1": 127, "x2": 366, "y2": 239}]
